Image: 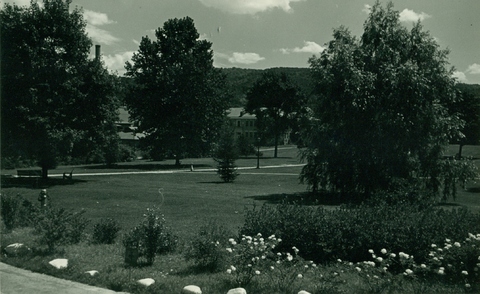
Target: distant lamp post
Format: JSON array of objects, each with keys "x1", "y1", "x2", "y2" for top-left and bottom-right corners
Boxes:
[{"x1": 256, "y1": 137, "x2": 260, "y2": 169}]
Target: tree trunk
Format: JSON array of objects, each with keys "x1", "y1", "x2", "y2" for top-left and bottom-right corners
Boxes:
[
  {"x1": 457, "y1": 144, "x2": 464, "y2": 159},
  {"x1": 274, "y1": 133, "x2": 278, "y2": 158},
  {"x1": 41, "y1": 166, "x2": 48, "y2": 179}
]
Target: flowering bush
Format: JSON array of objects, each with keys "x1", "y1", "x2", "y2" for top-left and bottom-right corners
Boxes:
[
  {"x1": 123, "y1": 207, "x2": 177, "y2": 265},
  {"x1": 184, "y1": 221, "x2": 231, "y2": 272},
  {"x1": 92, "y1": 218, "x2": 121, "y2": 244},
  {"x1": 224, "y1": 233, "x2": 316, "y2": 290},
  {"x1": 352, "y1": 234, "x2": 480, "y2": 292}
]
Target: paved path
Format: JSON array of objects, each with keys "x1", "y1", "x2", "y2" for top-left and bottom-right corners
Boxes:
[{"x1": 0, "y1": 262, "x2": 127, "y2": 294}]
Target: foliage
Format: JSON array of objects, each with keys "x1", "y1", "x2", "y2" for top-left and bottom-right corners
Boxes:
[
  {"x1": 439, "y1": 157, "x2": 478, "y2": 201},
  {"x1": 236, "y1": 134, "x2": 256, "y2": 156},
  {"x1": 123, "y1": 207, "x2": 177, "y2": 265},
  {"x1": 184, "y1": 220, "x2": 232, "y2": 272},
  {"x1": 301, "y1": 1, "x2": 462, "y2": 198},
  {"x1": 34, "y1": 206, "x2": 89, "y2": 252},
  {"x1": 0, "y1": 0, "x2": 120, "y2": 176},
  {"x1": 92, "y1": 218, "x2": 121, "y2": 245},
  {"x1": 245, "y1": 71, "x2": 306, "y2": 158},
  {"x1": 240, "y1": 201, "x2": 480, "y2": 266},
  {"x1": 0, "y1": 193, "x2": 38, "y2": 231},
  {"x1": 213, "y1": 125, "x2": 239, "y2": 183},
  {"x1": 451, "y1": 84, "x2": 480, "y2": 157},
  {"x1": 125, "y1": 16, "x2": 229, "y2": 165}
]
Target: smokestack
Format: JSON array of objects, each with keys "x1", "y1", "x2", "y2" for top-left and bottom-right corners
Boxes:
[{"x1": 95, "y1": 45, "x2": 101, "y2": 60}]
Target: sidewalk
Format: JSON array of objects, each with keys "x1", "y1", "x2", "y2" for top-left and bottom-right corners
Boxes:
[{"x1": 0, "y1": 262, "x2": 127, "y2": 294}]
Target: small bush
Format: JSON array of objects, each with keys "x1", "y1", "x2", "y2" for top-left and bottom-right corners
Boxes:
[
  {"x1": 1, "y1": 194, "x2": 38, "y2": 231},
  {"x1": 184, "y1": 220, "x2": 232, "y2": 272},
  {"x1": 34, "y1": 207, "x2": 89, "y2": 252},
  {"x1": 123, "y1": 207, "x2": 177, "y2": 265},
  {"x1": 92, "y1": 218, "x2": 121, "y2": 244}
]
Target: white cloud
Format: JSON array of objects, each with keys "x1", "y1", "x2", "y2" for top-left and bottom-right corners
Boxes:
[
  {"x1": 83, "y1": 9, "x2": 119, "y2": 45},
  {"x1": 399, "y1": 9, "x2": 431, "y2": 23},
  {"x1": 362, "y1": 4, "x2": 372, "y2": 14},
  {"x1": 198, "y1": 0, "x2": 305, "y2": 15},
  {"x1": 452, "y1": 71, "x2": 468, "y2": 83},
  {"x1": 103, "y1": 51, "x2": 135, "y2": 74},
  {"x1": 86, "y1": 24, "x2": 120, "y2": 45},
  {"x1": 228, "y1": 52, "x2": 265, "y2": 64},
  {"x1": 216, "y1": 52, "x2": 265, "y2": 65},
  {"x1": 0, "y1": 0, "x2": 35, "y2": 7},
  {"x1": 280, "y1": 41, "x2": 325, "y2": 54},
  {"x1": 466, "y1": 63, "x2": 480, "y2": 75},
  {"x1": 83, "y1": 9, "x2": 115, "y2": 26},
  {"x1": 132, "y1": 39, "x2": 141, "y2": 46}
]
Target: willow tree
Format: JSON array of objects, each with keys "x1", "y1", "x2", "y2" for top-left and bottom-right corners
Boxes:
[{"x1": 301, "y1": 1, "x2": 464, "y2": 198}]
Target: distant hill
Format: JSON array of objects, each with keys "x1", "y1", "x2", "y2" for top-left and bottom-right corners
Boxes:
[{"x1": 220, "y1": 67, "x2": 313, "y2": 107}]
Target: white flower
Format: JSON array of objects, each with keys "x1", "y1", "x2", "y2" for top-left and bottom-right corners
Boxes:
[
  {"x1": 420, "y1": 264, "x2": 427, "y2": 269},
  {"x1": 454, "y1": 242, "x2": 461, "y2": 247},
  {"x1": 465, "y1": 283, "x2": 471, "y2": 288},
  {"x1": 255, "y1": 270, "x2": 261, "y2": 275},
  {"x1": 376, "y1": 257, "x2": 383, "y2": 262},
  {"x1": 438, "y1": 269, "x2": 445, "y2": 275},
  {"x1": 445, "y1": 238, "x2": 451, "y2": 243},
  {"x1": 368, "y1": 249, "x2": 374, "y2": 254},
  {"x1": 226, "y1": 248, "x2": 233, "y2": 253},
  {"x1": 381, "y1": 248, "x2": 387, "y2": 254},
  {"x1": 462, "y1": 270, "x2": 468, "y2": 276},
  {"x1": 297, "y1": 274, "x2": 303, "y2": 278},
  {"x1": 355, "y1": 267, "x2": 362, "y2": 272},
  {"x1": 399, "y1": 252, "x2": 409, "y2": 259},
  {"x1": 405, "y1": 269, "x2": 413, "y2": 275},
  {"x1": 230, "y1": 265, "x2": 236, "y2": 271},
  {"x1": 270, "y1": 266, "x2": 275, "y2": 270},
  {"x1": 390, "y1": 253, "x2": 396, "y2": 258},
  {"x1": 431, "y1": 244, "x2": 437, "y2": 248},
  {"x1": 226, "y1": 269, "x2": 232, "y2": 274},
  {"x1": 337, "y1": 259, "x2": 342, "y2": 263},
  {"x1": 277, "y1": 252, "x2": 282, "y2": 256},
  {"x1": 287, "y1": 255, "x2": 293, "y2": 261}
]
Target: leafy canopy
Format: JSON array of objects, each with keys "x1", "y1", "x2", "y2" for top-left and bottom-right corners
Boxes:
[
  {"x1": 1, "y1": 0, "x2": 119, "y2": 175},
  {"x1": 125, "y1": 17, "x2": 228, "y2": 163},
  {"x1": 301, "y1": 1, "x2": 462, "y2": 197}
]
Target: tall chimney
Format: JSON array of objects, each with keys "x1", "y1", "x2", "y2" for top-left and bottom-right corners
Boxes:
[{"x1": 95, "y1": 45, "x2": 101, "y2": 60}]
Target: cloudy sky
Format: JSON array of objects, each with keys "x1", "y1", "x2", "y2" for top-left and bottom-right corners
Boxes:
[{"x1": 4, "y1": 0, "x2": 480, "y2": 84}]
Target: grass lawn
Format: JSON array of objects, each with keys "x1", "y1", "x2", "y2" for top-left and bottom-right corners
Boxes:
[{"x1": 1, "y1": 145, "x2": 479, "y2": 293}]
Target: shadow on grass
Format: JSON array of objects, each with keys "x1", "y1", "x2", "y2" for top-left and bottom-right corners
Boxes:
[
  {"x1": 245, "y1": 191, "x2": 365, "y2": 206},
  {"x1": 1, "y1": 176, "x2": 87, "y2": 189},
  {"x1": 82, "y1": 163, "x2": 211, "y2": 171},
  {"x1": 238, "y1": 156, "x2": 292, "y2": 160}
]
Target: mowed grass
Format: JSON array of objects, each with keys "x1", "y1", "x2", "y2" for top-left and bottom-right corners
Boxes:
[{"x1": 1, "y1": 146, "x2": 306, "y2": 240}]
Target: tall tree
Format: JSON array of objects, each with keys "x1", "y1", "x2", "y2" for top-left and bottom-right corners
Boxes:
[
  {"x1": 125, "y1": 17, "x2": 228, "y2": 165},
  {"x1": 1, "y1": 0, "x2": 119, "y2": 178},
  {"x1": 301, "y1": 1, "x2": 463, "y2": 197},
  {"x1": 451, "y1": 84, "x2": 480, "y2": 158},
  {"x1": 245, "y1": 71, "x2": 305, "y2": 158}
]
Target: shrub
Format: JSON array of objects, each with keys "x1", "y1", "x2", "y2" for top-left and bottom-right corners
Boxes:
[
  {"x1": 1, "y1": 193, "x2": 38, "y2": 231},
  {"x1": 240, "y1": 201, "x2": 480, "y2": 265},
  {"x1": 92, "y1": 218, "x2": 121, "y2": 244},
  {"x1": 34, "y1": 207, "x2": 89, "y2": 252},
  {"x1": 123, "y1": 207, "x2": 177, "y2": 265},
  {"x1": 184, "y1": 220, "x2": 231, "y2": 272},
  {"x1": 214, "y1": 125, "x2": 239, "y2": 183}
]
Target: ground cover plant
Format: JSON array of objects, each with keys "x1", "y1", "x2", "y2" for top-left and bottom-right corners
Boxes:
[{"x1": 1, "y1": 146, "x2": 479, "y2": 293}]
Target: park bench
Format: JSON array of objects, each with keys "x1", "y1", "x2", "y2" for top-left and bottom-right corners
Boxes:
[
  {"x1": 17, "y1": 169, "x2": 42, "y2": 177},
  {"x1": 63, "y1": 169, "x2": 74, "y2": 180}
]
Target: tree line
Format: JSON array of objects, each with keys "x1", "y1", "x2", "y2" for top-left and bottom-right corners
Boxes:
[{"x1": 2, "y1": 0, "x2": 478, "y2": 199}]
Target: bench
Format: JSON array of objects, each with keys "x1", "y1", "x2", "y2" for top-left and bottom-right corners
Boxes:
[
  {"x1": 17, "y1": 169, "x2": 42, "y2": 177},
  {"x1": 63, "y1": 169, "x2": 74, "y2": 180}
]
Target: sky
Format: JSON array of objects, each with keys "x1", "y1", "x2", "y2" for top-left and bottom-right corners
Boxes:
[{"x1": 3, "y1": 0, "x2": 480, "y2": 84}]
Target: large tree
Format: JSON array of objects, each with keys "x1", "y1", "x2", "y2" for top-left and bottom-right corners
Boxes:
[
  {"x1": 1, "y1": 0, "x2": 119, "y2": 178},
  {"x1": 245, "y1": 71, "x2": 305, "y2": 158},
  {"x1": 451, "y1": 84, "x2": 480, "y2": 158},
  {"x1": 125, "y1": 17, "x2": 228, "y2": 165},
  {"x1": 300, "y1": 1, "x2": 463, "y2": 197}
]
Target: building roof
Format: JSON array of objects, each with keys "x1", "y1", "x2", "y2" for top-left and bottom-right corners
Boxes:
[{"x1": 227, "y1": 107, "x2": 256, "y2": 119}]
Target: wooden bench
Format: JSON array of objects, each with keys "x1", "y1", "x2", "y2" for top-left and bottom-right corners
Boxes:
[
  {"x1": 63, "y1": 169, "x2": 74, "y2": 180},
  {"x1": 17, "y1": 169, "x2": 42, "y2": 177}
]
